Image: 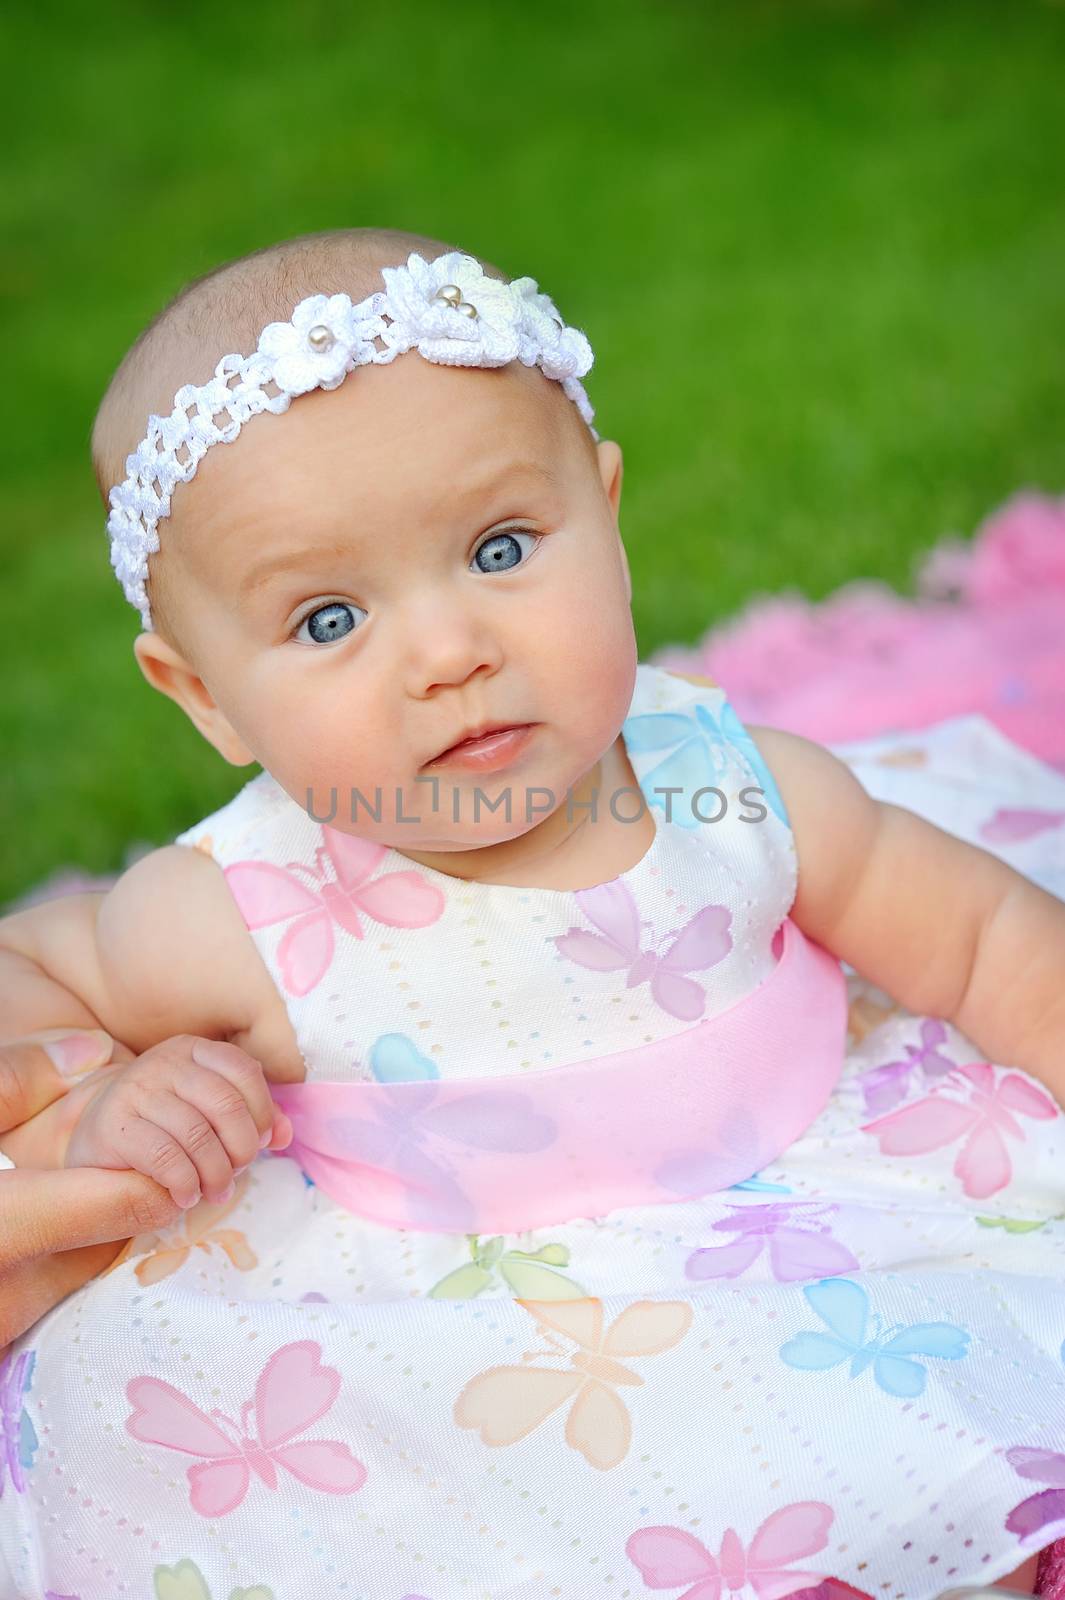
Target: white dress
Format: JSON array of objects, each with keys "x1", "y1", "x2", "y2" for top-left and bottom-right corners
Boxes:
[{"x1": 2, "y1": 663, "x2": 1064, "y2": 1600}]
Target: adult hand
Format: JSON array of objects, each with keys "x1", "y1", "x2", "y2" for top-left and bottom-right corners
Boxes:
[{"x1": 0, "y1": 1029, "x2": 183, "y2": 1350}]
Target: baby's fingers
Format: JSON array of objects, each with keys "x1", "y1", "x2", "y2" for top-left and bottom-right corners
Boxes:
[
  {"x1": 176, "y1": 1063, "x2": 274, "y2": 1180},
  {"x1": 144, "y1": 1083, "x2": 259, "y2": 1204},
  {"x1": 118, "y1": 1111, "x2": 205, "y2": 1210},
  {"x1": 189, "y1": 1039, "x2": 285, "y2": 1148}
]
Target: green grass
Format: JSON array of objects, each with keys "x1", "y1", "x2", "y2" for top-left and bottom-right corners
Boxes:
[{"x1": 3, "y1": 0, "x2": 1065, "y2": 903}]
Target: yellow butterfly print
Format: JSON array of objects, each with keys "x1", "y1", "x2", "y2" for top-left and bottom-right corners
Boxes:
[
  {"x1": 153, "y1": 1555, "x2": 274, "y2": 1599},
  {"x1": 874, "y1": 747, "x2": 928, "y2": 768},
  {"x1": 846, "y1": 990, "x2": 900, "y2": 1045},
  {"x1": 454, "y1": 1296, "x2": 692, "y2": 1470},
  {"x1": 667, "y1": 670, "x2": 720, "y2": 691},
  {"x1": 428, "y1": 1234, "x2": 588, "y2": 1300},
  {"x1": 102, "y1": 1177, "x2": 257, "y2": 1285}
]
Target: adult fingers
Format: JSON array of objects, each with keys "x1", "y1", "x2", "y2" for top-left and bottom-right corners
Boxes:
[
  {"x1": 0, "y1": 1164, "x2": 181, "y2": 1267},
  {"x1": 0, "y1": 1029, "x2": 128, "y2": 1133},
  {"x1": 0, "y1": 1238, "x2": 131, "y2": 1350}
]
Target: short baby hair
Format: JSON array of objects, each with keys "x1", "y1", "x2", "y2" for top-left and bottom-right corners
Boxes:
[{"x1": 93, "y1": 226, "x2": 595, "y2": 644}]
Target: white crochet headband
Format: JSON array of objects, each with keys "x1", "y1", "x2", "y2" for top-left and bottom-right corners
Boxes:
[{"x1": 106, "y1": 250, "x2": 598, "y2": 631}]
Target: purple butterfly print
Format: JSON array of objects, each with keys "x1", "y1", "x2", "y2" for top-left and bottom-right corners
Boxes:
[
  {"x1": 655, "y1": 1105, "x2": 771, "y2": 1198},
  {"x1": 553, "y1": 879, "x2": 733, "y2": 1021},
  {"x1": 1005, "y1": 1448, "x2": 1065, "y2": 1540},
  {"x1": 857, "y1": 1018, "x2": 957, "y2": 1116},
  {"x1": 980, "y1": 807, "x2": 1065, "y2": 845},
  {"x1": 0, "y1": 1347, "x2": 38, "y2": 1498},
  {"x1": 333, "y1": 1082, "x2": 556, "y2": 1231},
  {"x1": 685, "y1": 1203, "x2": 860, "y2": 1284}
]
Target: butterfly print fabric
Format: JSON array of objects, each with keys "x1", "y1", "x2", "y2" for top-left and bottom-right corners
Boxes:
[{"x1": 3, "y1": 665, "x2": 1064, "y2": 1599}]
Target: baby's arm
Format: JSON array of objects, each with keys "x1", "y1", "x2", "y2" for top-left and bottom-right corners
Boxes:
[
  {"x1": 749, "y1": 725, "x2": 1065, "y2": 1102},
  {"x1": 0, "y1": 845, "x2": 303, "y2": 1190}
]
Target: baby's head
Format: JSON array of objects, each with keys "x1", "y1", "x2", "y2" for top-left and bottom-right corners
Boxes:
[{"x1": 92, "y1": 227, "x2": 636, "y2": 854}]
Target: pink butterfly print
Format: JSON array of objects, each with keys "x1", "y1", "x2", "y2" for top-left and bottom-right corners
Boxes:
[
  {"x1": 225, "y1": 826, "x2": 445, "y2": 996},
  {"x1": 125, "y1": 1339, "x2": 367, "y2": 1516},
  {"x1": 1004, "y1": 1447, "x2": 1065, "y2": 1541},
  {"x1": 784, "y1": 1585, "x2": 875, "y2": 1600},
  {"x1": 685, "y1": 1203, "x2": 859, "y2": 1284},
  {"x1": 862, "y1": 1060, "x2": 1059, "y2": 1199},
  {"x1": 553, "y1": 880, "x2": 732, "y2": 1021},
  {"x1": 980, "y1": 807, "x2": 1065, "y2": 845},
  {"x1": 857, "y1": 1018, "x2": 957, "y2": 1116},
  {"x1": 626, "y1": 1500, "x2": 834, "y2": 1600}
]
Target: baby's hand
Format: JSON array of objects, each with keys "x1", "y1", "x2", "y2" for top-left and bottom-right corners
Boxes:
[{"x1": 64, "y1": 1036, "x2": 293, "y2": 1210}]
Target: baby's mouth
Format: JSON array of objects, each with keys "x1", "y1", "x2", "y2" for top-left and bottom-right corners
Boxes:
[{"x1": 422, "y1": 724, "x2": 536, "y2": 772}]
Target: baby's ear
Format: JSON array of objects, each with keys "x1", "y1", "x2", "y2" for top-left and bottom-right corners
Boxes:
[
  {"x1": 133, "y1": 633, "x2": 256, "y2": 767},
  {"x1": 595, "y1": 439, "x2": 630, "y2": 601},
  {"x1": 596, "y1": 439, "x2": 623, "y2": 518}
]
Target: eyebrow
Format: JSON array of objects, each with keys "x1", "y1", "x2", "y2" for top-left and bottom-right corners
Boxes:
[{"x1": 238, "y1": 460, "x2": 561, "y2": 598}]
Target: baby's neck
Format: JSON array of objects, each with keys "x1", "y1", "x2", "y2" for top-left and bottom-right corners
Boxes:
[{"x1": 395, "y1": 735, "x2": 657, "y2": 892}]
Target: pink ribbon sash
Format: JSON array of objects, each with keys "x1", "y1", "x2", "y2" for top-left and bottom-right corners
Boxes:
[{"x1": 270, "y1": 917, "x2": 847, "y2": 1234}]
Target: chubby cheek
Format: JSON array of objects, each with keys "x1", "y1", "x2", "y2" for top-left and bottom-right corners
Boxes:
[
  {"x1": 240, "y1": 681, "x2": 404, "y2": 837},
  {"x1": 539, "y1": 549, "x2": 637, "y2": 749}
]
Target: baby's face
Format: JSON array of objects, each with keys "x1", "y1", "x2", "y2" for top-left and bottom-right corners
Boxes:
[{"x1": 140, "y1": 352, "x2": 637, "y2": 852}]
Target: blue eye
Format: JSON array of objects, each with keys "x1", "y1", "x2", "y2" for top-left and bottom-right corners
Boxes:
[
  {"x1": 294, "y1": 601, "x2": 364, "y2": 646},
  {"x1": 471, "y1": 529, "x2": 540, "y2": 574}
]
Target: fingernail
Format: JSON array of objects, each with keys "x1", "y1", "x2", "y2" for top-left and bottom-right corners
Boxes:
[
  {"x1": 215, "y1": 1181, "x2": 236, "y2": 1204},
  {"x1": 259, "y1": 1129, "x2": 272, "y2": 1149},
  {"x1": 271, "y1": 1114, "x2": 293, "y2": 1150},
  {"x1": 44, "y1": 1030, "x2": 113, "y2": 1077},
  {"x1": 178, "y1": 1188, "x2": 201, "y2": 1210}
]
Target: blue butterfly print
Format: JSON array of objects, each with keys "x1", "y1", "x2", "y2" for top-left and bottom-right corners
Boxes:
[
  {"x1": 0, "y1": 1347, "x2": 39, "y2": 1495},
  {"x1": 623, "y1": 699, "x2": 788, "y2": 827},
  {"x1": 780, "y1": 1277, "x2": 970, "y2": 1398},
  {"x1": 369, "y1": 1032, "x2": 440, "y2": 1083},
  {"x1": 730, "y1": 1172, "x2": 793, "y2": 1194}
]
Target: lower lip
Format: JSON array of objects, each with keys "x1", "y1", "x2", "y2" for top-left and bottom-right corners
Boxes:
[{"x1": 425, "y1": 724, "x2": 535, "y2": 772}]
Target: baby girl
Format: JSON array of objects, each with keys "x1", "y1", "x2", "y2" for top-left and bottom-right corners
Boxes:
[{"x1": 1, "y1": 225, "x2": 1063, "y2": 1600}]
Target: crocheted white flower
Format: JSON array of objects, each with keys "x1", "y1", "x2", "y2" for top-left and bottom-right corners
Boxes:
[
  {"x1": 256, "y1": 294, "x2": 366, "y2": 395},
  {"x1": 378, "y1": 252, "x2": 521, "y2": 367},
  {"x1": 510, "y1": 277, "x2": 594, "y2": 383}
]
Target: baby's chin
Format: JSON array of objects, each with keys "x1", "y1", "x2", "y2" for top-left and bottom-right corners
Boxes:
[{"x1": 393, "y1": 821, "x2": 544, "y2": 852}]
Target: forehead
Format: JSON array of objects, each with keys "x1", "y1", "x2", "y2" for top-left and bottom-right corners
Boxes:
[{"x1": 174, "y1": 354, "x2": 581, "y2": 556}]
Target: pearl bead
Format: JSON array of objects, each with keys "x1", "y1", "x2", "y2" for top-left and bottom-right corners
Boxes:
[
  {"x1": 457, "y1": 301, "x2": 479, "y2": 319},
  {"x1": 307, "y1": 324, "x2": 335, "y2": 352},
  {"x1": 435, "y1": 284, "x2": 463, "y2": 305}
]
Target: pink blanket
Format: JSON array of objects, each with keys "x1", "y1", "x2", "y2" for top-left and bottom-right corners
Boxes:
[{"x1": 653, "y1": 491, "x2": 1065, "y2": 774}]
